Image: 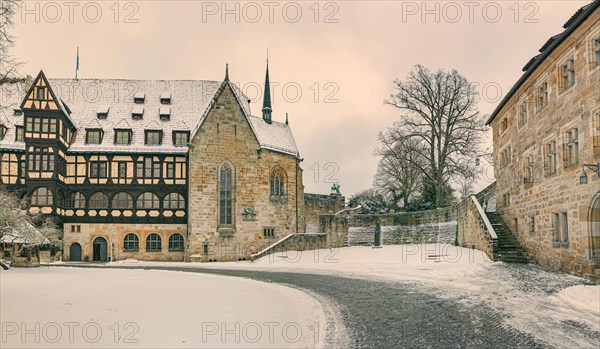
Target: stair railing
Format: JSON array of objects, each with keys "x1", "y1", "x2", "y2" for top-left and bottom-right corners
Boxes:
[
  {"x1": 250, "y1": 233, "x2": 295, "y2": 261},
  {"x1": 470, "y1": 195, "x2": 498, "y2": 257}
]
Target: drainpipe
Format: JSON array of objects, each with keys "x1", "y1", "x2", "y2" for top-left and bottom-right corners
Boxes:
[
  {"x1": 184, "y1": 144, "x2": 193, "y2": 262},
  {"x1": 295, "y1": 157, "x2": 299, "y2": 234}
]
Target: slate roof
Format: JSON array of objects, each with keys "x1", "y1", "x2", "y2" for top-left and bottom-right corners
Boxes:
[
  {"x1": 0, "y1": 77, "x2": 300, "y2": 157},
  {"x1": 487, "y1": 0, "x2": 600, "y2": 125}
]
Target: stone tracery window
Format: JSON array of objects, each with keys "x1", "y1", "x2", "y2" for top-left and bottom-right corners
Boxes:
[
  {"x1": 270, "y1": 169, "x2": 285, "y2": 196},
  {"x1": 219, "y1": 163, "x2": 233, "y2": 225}
]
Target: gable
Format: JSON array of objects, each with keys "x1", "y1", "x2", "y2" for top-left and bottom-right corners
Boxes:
[{"x1": 20, "y1": 71, "x2": 61, "y2": 111}]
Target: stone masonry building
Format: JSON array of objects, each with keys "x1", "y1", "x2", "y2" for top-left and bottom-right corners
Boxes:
[{"x1": 487, "y1": 1, "x2": 600, "y2": 274}]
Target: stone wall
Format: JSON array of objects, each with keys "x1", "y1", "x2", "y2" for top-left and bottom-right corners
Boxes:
[
  {"x1": 319, "y1": 207, "x2": 457, "y2": 247},
  {"x1": 489, "y1": 7, "x2": 600, "y2": 275},
  {"x1": 304, "y1": 193, "x2": 345, "y2": 233},
  {"x1": 456, "y1": 195, "x2": 498, "y2": 259},
  {"x1": 63, "y1": 223, "x2": 187, "y2": 262}
]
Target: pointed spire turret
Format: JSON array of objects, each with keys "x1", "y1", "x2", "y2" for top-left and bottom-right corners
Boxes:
[
  {"x1": 224, "y1": 63, "x2": 229, "y2": 81},
  {"x1": 262, "y1": 58, "x2": 272, "y2": 124}
]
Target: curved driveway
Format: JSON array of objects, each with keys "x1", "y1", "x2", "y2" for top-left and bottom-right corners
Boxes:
[{"x1": 64, "y1": 265, "x2": 555, "y2": 349}]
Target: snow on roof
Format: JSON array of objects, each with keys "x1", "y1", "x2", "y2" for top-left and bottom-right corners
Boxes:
[
  {"x1": 0, "y1": 223, "x2": 50, "y2": 245},
  {"x1": 1, "y1": 77, "x2": 300, "y2": 157}
]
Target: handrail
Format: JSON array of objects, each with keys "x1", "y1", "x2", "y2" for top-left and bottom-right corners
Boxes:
[
  {"x1": 471, "y1": 195, "x2": 498, "y2": 240},
  {"x1": 250, "y1": 233, "x2": 295, "y2": 259}
]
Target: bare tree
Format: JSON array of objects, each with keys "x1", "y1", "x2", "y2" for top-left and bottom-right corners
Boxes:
[
  {"x1": 457, "y1": 176, "x2": 475, "y2": 199},
  {"x1": 374, "y1": 133, "x2": 424, "y2": 209},
  {"x1": 0, "y1": 190, "x2": 62, "y2": 268},
  {"x1": 0, "y1": 0, "x2": 24, "y2": 88},
  {"x1": 385, "y1": 65, "x2": 486, "y2": 207}
]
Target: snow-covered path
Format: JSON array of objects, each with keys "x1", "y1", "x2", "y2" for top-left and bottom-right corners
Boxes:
[
  {"x1": 44, "y1": 244, "x2": 599, "y2": 349},
  {"x1": 0, "y1": 268, "x2": 343, "y2": 348}
]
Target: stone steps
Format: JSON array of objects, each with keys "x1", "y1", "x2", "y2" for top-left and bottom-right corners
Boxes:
[{"x1": 485, "y1": 212, "x2": 532, "y2": 264}]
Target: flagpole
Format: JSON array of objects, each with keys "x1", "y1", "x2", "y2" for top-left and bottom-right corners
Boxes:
[{"x1": 75, "y1": 47, "x2": 79, "y2": 80}]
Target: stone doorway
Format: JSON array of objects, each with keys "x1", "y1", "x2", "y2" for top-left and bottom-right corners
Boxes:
[
  {"x1": 69, "y1": 243, "x2": 82, "y2": 261},
  {"x1": 590, "y1": 192, "x2": 600, "y2": 265},
  {"x1": 93, "y1": 237, "x2": 108, "y2": 262}
]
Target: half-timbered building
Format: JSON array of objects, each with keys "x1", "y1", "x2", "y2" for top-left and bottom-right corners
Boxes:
[{"x1": 0, "y1": 64, "x2": 305, "y2": 262}]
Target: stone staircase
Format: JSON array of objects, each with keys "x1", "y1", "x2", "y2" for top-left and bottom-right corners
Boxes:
[{"x1": 485, "y1": 212, "x2": 532, "y2": 263}]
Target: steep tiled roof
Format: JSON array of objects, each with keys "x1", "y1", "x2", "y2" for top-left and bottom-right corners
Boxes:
[{"x1": 1, "y1": 77, "x2": 299, "y2": 157}]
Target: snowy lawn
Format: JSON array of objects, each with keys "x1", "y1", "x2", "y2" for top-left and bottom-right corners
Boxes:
[
  {"x1": 75, "y1": 243, "x2": 599, "y2": 348},
  {"x1": 0, "y1": 268, "x2": 336, "y2": 348}
]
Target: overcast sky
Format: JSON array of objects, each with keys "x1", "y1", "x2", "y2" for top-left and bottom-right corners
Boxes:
[{"x1": 10, "y1": 0, "x2": 589, "y2": 197}]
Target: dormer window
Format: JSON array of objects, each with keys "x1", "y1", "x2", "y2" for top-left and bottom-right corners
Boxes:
[
  {"x1": 97, "y1": 105, "x2": 110, "y2": 119},
  {"x1": 132, "y1": 105, "x2": 144, "y2": 119},
  {"x1": 15, "y1": 126, "x2": 24, "y2": 141},
  {"x1": 159, "y1": 106, "x2": 171, "y2": 120},
  {"x1": 145, "y1": 130, "x2": 162, "y2": 145},
  {"x1": 13, "y1": 109, "x2": 22, "y2": 116},
  {"x1": 173, "y1": 131, "x2": 190, "y2": 146},
  {"x1": 134, "y1": 92, "x2": 145, "y2": 104},
  {"x1": 160, "y1": 92, "x2": 171, "y2": 105},
  {"x1": 86, "y1": 129, "x2": 103, "y2": 144},
  {"x1": 0, "y1": 124, "x2": 6, "y2": 140},
  {"x1": 114, "y1": 129, "x2": 132, "y2": 145}
]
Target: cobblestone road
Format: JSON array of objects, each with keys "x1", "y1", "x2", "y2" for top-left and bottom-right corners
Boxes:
[{"x1": 59, "y1": 264, "x2": 573, "y2": 349}]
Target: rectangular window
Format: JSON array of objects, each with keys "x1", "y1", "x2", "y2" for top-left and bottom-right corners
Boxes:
[
  {"x1": 36, "y1": 87, "x2": 45, "y2": 100},
  {"x1": 145, "y1": 130, "x2": 162, "y2": 145},
  {"x1": 263, "y1": 228, "x2": 275, "y2": 238},
  {"x1": 564, "y1": 128, "x2": 579, "y2": 166},
  {"x1": 27, "y1": 147, "x2": 54, "y2": 172},
  {"x1": 500, "y1": 118, "x2": 508, "y2": 133},
  {"x1": 136, "y1": 157, "x2": 160, "y2": 179},
  {"x1": 166, "y1": 163, "x2": 175, "y2": 179},
  {"x1": 15, "y1": 126, "x2": 24, "y2": 141},
  {"x1": 529, "y1": 216, "x2": 535, "y2": 235},
  {"x1": 118, "y1": 162, "x2": 128, "y2": 179},
  {"x1": 114, "y1": 129, "x2": 132, "y2": 145},
  {"x1": 525, "y1": 154, "x2": 534, "y2": 183},
  {"x1": 560, "y1": 58, "x2": 575, "y2": 91},
  {"x1": 173, "y1": 131, "x2": 190, "y2": 146},
  {"x1": 537, "y1": 82, "x2": 548, "y2": 109},
  {"x1": 90, "y1": 161, "x2": 108, "y2": 179},
  {"x1": 553, "y1": 212, "x2": 569, "y2": 244},
  {"x1": 503, "y1": 193, "x2": 510, "y2": 208},
  {"x1": 595, "y1": 37, "x2": 600, "y2": 66},
  {"x1": 500, "y1": 146, "x2": 511, "y2": 167},
  {"x1": 594, "y1": 111, "x2": 600, "y2": 157},
  {"x1": 518, "y1": 101, "x2": 527, "y2": 128},
  {"x1": 86, "y1": 129, "x2": 103, "y2": 144},
  {"x1": 544, "y1": 140, "x2": 557, "y2": 175}
]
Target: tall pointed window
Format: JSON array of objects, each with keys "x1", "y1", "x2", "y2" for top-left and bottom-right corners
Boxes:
[
  {"x1": 270, "y1": 169, "x2": 285, "y2": 196},
  {"x1": 219, "y1": 164, "x2": 233, "y2": 225}
]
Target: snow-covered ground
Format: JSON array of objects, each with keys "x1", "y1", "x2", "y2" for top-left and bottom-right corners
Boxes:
[
  {"x1": 69, "y1": 243, "x2": 599, "y2": 348},
  {"x1": 0, "y1": 268, "x2": 342, "y2": 348}
]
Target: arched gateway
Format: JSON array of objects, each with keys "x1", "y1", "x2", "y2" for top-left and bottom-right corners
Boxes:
[{"x1": 93, "y1": 237, "x2": 108, "y2": 262}]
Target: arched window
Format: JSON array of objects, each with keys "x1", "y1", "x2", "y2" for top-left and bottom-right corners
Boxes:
[
  {"x1": 31, "y1": 187, "x2": 53, "y2": 206},
  {"x1": 168, "y1": 234, "x2": 184, "y2": 251},
  {"x1": 219, "y1": 163, "x2": 233, "y2": 225},
  {"x1": 164, "y1": 193, "x2": 185, "y2": 209},
  {"x1": 123, "y1": 234, "x2": 139, "y2": 252},
  {"x1": 146, "y1": 233, "x2": 162, "y2": 252},
  {"x1": 66, "y1": 192, "x2": 86, "y2": 209},
  {"x1": 89, "y1": 192, "x2": 108, "y2": 209},
  {"x1": 137, "y1": 192, "x2": 160, "y2": 209},
  {"x1": 270, "y1": 169, "x2": 285, "y2": 196},
  {"x1": 112, "y1": 192, "x2": 133, "y2": 209}
]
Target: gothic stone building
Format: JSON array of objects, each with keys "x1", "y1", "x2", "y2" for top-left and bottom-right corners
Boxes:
[
  {"x1": 487, "y1": 1, "x2": 600, "y2": 274},
  {"x1": 0, "y1": 64, "x2": 309, "y2": 262}
]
